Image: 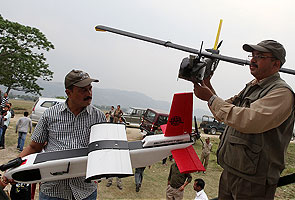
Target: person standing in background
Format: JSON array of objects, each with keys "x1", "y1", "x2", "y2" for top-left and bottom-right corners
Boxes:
[
  {"x1": 166, "y1": 162, "x2": 192, "y2": 200},
  {"x1": 7, "y1": 103, "x2": 14, "y2": 118},
  {"x1": 109, "y1": 106, "x2": 115, "y2": 123},
  {"x1": 0, "y1": 110, "x2": 7, "y2": 148},
  {"x1": 134, "y1": 167, "x2": 146, "y2": 192},
  {"x1": 113, "y1": 105, "x2": 123, "y2": 123},
  {"x1": 105, "y1": 112, "x2": 111, "y2": 122},
  {"x1": 0, "y1": 105, "x2": 11, "y2": 149},
  {"x1": 193, "y1": 179, "x2": 208, "y2": 200},
  {"x1": 16, "y1": 111, "x2": 32, "y2": 152},
  {"x1": 200, "y1": 137, "x2": 212, "y2": 173},
  {"x1": 1, "y1": 93, "x2": 9, "y2": 109}
]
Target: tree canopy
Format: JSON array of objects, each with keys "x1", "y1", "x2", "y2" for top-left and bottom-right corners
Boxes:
[{"x1": 0, "y1": 15, "x2": 54, "y2": 95}]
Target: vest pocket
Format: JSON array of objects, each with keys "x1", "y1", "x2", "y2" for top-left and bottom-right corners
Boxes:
[{"x1": 223, "y1": 135, "x2": 262, "y2": 175}]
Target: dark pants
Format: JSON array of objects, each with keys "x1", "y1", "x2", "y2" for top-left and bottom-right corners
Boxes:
[
  {"x1": 0, "y1": 125, "x2": 7, "y2": 147},
  {"x1": 218, "y1": 170, "x2": 277, "y2": 200},
  {"x1": 135, "y1": 167, "x2": 146, "y2": 186},
  {"x1": 17, "y1": 132, "x2": 27, "y2": 151},
  {"x1": 162, "y1": 155, "x2": 173, "y2": 164}
]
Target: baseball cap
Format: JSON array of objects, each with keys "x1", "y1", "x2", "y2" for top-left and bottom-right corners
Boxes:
[
  {"x1": 242, "y1": 40, "x2": 286, "y2": 65},
  {"x1": 65, "y1": 69, "x2": 99, "y2": 89}
]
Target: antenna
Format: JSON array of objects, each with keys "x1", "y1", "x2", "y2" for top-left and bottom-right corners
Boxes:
[{"x1": 213, "y1": 19, "x2": 223, "y2": 50}]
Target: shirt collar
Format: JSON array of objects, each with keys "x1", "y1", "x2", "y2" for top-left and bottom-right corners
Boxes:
[
  {"x1": 250, "y1": 72, "x2": 280, "y2": 87},
  {"x1": 196, "y1": 189, "x2": 205, "y2": 196},
  {"x1": 60, "y1": 99, "x2": 91, "y2": 114}
]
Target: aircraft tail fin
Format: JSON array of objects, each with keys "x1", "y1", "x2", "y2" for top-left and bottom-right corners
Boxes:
[{"x1": 164, "y1": 92, "x2": 193, "y2": 137}]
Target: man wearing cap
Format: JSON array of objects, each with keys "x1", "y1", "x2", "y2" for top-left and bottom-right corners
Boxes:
[
  {"x1": 200, "y1": 137, "x2": 212, "y2": 173},
  {"x1": 5, "y1": 69, "x2": 106, "y2": 200},
  {"x1": 193, "y1": 40, "x2": 294, "y2": 199}
]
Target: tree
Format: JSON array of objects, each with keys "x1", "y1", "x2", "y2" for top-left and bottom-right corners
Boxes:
[{"x1": 0, "y1": 15, "x2": 54, "y2": 95}]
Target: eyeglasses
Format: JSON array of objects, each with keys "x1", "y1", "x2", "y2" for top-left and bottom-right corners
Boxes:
[{"x1": 248, "y1": 55, "x2": 275, "y2": 60}]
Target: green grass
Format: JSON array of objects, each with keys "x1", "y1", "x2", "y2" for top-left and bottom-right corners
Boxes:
[
  {"x1": 1, "y1": 99, "x2": 295, "y2": 199},
  {"x1": 9, "y1": 99, "x2": 35, "y2": 114},
  {"x1": 97, "y1": 139, "x2": 221, "y2": 199}
]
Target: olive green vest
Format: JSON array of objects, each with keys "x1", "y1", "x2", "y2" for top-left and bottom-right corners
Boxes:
[{"x1": 217, "y1": 73, "x2": 295, "y2": 185}]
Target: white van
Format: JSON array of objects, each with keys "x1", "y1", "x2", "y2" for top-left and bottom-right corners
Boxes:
[{"x1": 30, "y1": 97, "x2": 66, "y2": 123}]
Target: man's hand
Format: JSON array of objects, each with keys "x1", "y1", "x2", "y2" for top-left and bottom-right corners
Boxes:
[
  {"x1": 1, "y1": 175, "x2": 15, "y2": 185},
  {"x1": 203, "y1": 73, "x2": 213, "y2": 87},
  {"x1": 179, "y1": 185, "x2": 185, "y2": 191},
  {"x1": 194, "y1": 81, "x2": 214, "y2": 102}
]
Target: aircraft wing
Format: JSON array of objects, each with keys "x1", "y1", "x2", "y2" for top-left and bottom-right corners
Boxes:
[{"x1": 86, "y1": 123, "x2": 133, "y2": 181}]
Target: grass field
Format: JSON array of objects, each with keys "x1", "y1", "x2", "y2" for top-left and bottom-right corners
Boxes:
[{"x1": 1, "y1": 99, "x2": 295, "y2": 199}]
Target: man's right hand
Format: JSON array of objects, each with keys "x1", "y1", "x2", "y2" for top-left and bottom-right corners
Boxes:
[{"x1": 194, "y1": 81, "x2": 214, "y2": 102}]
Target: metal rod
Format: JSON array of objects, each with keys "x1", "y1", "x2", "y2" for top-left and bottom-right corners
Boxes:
[{"x1": 95, "y1": 25, "x2": 295, "y2": 75}]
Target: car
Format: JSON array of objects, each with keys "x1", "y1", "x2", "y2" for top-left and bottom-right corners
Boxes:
[
  {"x1": 140, "y1": 108, "x2": 169, "y2": 134},
  {"x1": 199, "y1": 115, "x2": 225, "y2": 135},
  {"x1": 30, "y1": 97, "x2": 66, "y2": 123},
  {"x1": 123, "y1": 107, "x2": 146, "y2": 127}
]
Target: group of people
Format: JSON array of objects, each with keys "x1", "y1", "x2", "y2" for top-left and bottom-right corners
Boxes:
[
  {"x1": 105, "y1": 105, "x2": 124, "y2": 124},
  {"x1": 1, "y1": 39, "x2": 294, "y2": 200},
  {"x1": 0, "y1": 91, "x2": 32, "y2": 153}
]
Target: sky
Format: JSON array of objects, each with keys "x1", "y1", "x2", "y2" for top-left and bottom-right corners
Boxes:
[{"x1": 1, "y1": 0, "x2": 295, "y2": 112}]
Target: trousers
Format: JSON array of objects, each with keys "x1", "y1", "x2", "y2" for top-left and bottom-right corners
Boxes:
[
  {"x1": 135, "y1": 167, "x2": 146, "y2": 185},
  {"x1": 166, "y1": 185, "x2": 184, "y2": 200},
  {"x1": 200, "y1": 152, "x2": 210, "y2": 169},
  {"x1": 17, "y1": 132, "x2": 27, "y2": 151},
  {"x1": 0, "y1": 125, "x2": 7, "y2": 147},
  {"x1": 218, "y1": 170, "x2": 277, "y2": 200}
]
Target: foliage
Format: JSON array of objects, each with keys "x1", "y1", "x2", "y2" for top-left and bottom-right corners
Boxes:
[
  {"x1": 55, "y1": 96, "x2": 67, "y2": 99},
  {"x1": 0, "y1": 15, "x2": 54, "y2": 95}
]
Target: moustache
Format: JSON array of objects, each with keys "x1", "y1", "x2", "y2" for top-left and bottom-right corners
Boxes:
[
  {"x1": 84, "y1": 96, "x2": 92, "y2": 101},
  {"x1": 250, "y1": 63, "x2": 258, "y2": 68}
]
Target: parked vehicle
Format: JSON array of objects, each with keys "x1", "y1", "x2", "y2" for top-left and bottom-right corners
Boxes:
[
  {"x1": 199, "y1": 115, "x2": 225, "y2": 135},
  {"x1": 123, "y1": 107, "x2": 146, "y2": 126},
  {"x1": 140, "y1": 108, "x2": 169, "y2": 133},
  {"x1": 30, "y1": 97, "x2": 66, "y2": 123}
]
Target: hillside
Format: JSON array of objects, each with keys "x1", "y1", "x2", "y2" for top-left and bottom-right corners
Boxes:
[{"x1": 2, "y1": 80, "x2": 211, "y2": 117}]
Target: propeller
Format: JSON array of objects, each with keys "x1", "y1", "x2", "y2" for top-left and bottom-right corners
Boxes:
[{"x1": 192, "y1": 116, "x2": 203, "y2": 145}]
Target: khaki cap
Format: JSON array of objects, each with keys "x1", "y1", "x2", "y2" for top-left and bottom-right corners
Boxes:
[
  {"x1": 65, "y1": 69, "x2": 99, "y2": 89},
  {"x1": 242, "y1": 40, "x2": 286, "y2": 65}
]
